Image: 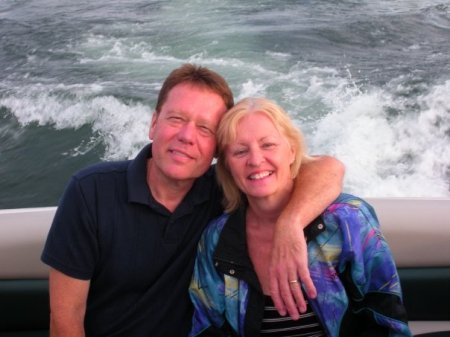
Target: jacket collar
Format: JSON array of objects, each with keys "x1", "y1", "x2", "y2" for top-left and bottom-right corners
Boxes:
[{"x1": 213, "y1": 204, "x2": 326, "y2": 290}]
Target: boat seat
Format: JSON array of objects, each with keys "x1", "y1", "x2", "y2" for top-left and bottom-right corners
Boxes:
[
  {"x1": 1, "y1": 202, "x2": 450, "y2": 336},
  {"x1": 0, "y1": 279, "x2": 49, "y2": 336}
]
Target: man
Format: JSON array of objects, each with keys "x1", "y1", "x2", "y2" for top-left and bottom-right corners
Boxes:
[{"x1": 41, "y1": 64, "x2": 344, "y2": 336}]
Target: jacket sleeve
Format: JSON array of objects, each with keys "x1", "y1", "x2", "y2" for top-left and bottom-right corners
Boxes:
[
  {"x1": 334, "y1": 195, "x2": 413, "y2": 337},
  {"x1": 189, "y1": 216, "x2": 237, "y2": 337}
]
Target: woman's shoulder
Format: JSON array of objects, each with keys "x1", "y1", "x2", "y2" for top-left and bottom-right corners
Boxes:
[
  {"x1": 200, "y1": 213, "x2": 231, "y2": 245},
  {"x1": 323, "y1": 193, "x2": 382, "y2": 244}
]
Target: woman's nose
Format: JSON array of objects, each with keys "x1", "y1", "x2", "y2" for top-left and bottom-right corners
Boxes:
[{"x1": 247, "y1": 148, "x2": 263, "y2": 167}]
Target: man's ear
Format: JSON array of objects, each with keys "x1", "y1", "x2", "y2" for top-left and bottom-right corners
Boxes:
[{"x1": 149, "y1": 112, "x2": 158, "y2": 140}]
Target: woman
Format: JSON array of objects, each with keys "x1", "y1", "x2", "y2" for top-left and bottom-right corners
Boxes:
[{"x1": 189, "y1": 97, "x2": 412, "y2": 337}]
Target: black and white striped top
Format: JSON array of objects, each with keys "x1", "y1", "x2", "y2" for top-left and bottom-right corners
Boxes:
[{"x1": 260, "y1": 295, "x2": 326, "y2": 337}]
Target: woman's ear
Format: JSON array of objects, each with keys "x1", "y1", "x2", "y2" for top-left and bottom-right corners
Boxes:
[{"x1": 289, "y1": 142, "x2": 296, "y2": 165}]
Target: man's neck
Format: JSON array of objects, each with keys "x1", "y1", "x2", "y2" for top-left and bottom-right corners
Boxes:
[{"x1": 146, "y1": 159, "x2": 194, "y2": 212}]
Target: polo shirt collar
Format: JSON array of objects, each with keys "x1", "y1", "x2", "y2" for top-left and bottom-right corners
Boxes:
[{"x1": 127, "y1": 143, "x2": 152, "y2": 205}]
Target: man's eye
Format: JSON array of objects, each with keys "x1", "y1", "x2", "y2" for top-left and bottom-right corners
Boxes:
[
  {"x1": 168, "y1": 116, "x2": 183, "y2": 122},
  {"x1": 198, "y1": 125, "x2": 214, "y2": 136}
]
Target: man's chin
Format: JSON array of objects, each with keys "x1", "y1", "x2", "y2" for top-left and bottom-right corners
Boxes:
[
  {"x1": 164, "y1": 170, "x2": 202, "y2": 183},
  {"x1": 158, "y1": 161, "x2": 211, "y2": 182}
]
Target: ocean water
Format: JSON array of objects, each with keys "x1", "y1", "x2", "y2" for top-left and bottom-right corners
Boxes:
[{"x1": 1, "y1": 0, "x2": 449, "y2": 208}]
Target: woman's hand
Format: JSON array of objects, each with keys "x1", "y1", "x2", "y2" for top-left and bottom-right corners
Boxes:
[{"x1": 269, "y1": 222, "x2": 316, "y2": 319}]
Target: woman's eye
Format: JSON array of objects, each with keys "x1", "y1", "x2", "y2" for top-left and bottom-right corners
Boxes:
[
  {"x1": 233, "y1": 149, "x2": 247, "y2": 156},
  {"x1": 262, "y1": 142, "x2": 276, "y2": 149}
]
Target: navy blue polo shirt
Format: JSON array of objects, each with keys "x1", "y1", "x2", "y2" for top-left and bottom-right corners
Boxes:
[{"x1": 41, "y1": 144, "x2": 223, "y2": 336}]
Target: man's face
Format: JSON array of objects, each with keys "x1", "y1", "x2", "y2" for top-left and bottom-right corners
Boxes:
[{"x1": 149, "y1": 83, "x2": 227, "y2": 183}]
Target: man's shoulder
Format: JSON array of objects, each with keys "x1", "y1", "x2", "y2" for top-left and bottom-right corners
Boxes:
[{"x1": 73, "y1": 159, "x2": 130, "y2": 181}]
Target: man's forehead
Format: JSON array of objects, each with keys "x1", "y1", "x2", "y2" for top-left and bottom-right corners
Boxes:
[
  {"x1": 164, "y1": 84, "x2": 226, "y2": 109},
  {"x1": 168, "y1": 82, "x2": 219, "y2": 97}
]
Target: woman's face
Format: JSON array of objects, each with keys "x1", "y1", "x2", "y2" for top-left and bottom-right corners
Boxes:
[{"x1": 225, "y1": 112, "x2": 295, "y2": 203}]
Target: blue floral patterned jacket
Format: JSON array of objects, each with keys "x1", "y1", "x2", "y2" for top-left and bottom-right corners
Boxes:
[{"x1": 189, "y1": 194, "x2": 412, "y2": 337}]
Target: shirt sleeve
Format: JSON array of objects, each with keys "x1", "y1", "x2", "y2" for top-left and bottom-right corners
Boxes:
[{"x1": 41, "y1": 175, "x2": 99, "y2": 280}]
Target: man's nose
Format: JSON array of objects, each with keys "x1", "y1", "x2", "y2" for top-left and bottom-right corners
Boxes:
[{"x1": 177, "y1": 122, "x2": 195, "y2": 144}]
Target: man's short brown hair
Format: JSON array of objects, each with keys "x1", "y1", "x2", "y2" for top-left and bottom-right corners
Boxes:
[{"x1": 155, "y1": 63, "x2": 234, "y2": 114}]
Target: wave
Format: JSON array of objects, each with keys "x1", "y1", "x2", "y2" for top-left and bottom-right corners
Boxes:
[
  {"x1": 1, "y1": 67, "x2": 448, "y2": 198},
  {"x1": 0, "y1": 82, "x2": 150, "y2": 160},
  {"x1": 1, "y1": 0, "x2": 449, "y2": 205}
]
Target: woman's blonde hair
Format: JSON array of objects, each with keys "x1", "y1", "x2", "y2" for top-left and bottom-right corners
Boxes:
[{"x1": 216, "y1": 97, "x2": 311, "y2": 212}]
